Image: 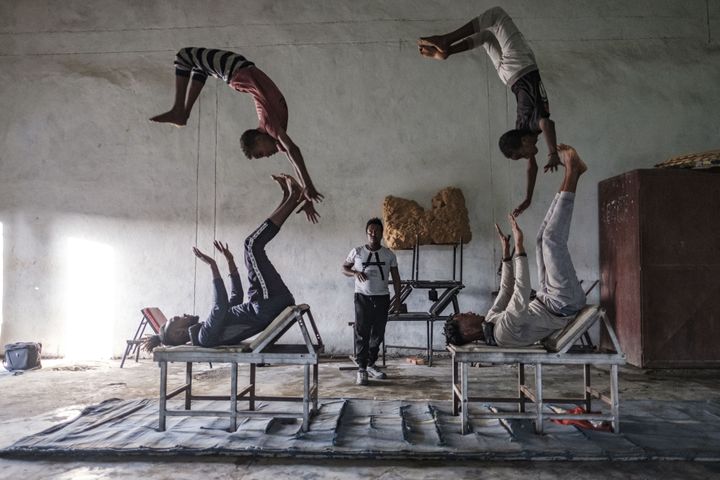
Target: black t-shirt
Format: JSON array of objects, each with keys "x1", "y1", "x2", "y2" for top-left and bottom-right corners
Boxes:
[{"x1": 511, "y1": 69, "x2": 550, "y2": 132}]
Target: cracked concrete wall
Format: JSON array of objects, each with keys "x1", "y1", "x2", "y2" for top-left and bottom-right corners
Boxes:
[{"x1": 1, "y1": 1, "x2": 719, "y2": 356}]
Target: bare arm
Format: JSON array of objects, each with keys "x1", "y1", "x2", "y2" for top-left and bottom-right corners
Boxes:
[
  {"x1": 390, "y1": 266, "x2": 401, "y2": 314},
  {"x1": 539, "y1": 117, "x2": 560, "y2": 173},
  {"x1": 214, "y1": 241, "x2": 243, "y2": 305},
  {"x1": 275, "y1": 130, "x2": 323, "y2": 203},
  {"x1": 513, "y1": 157, "x2": 538, "y2": 217},
  {"x1": 343, "y1": 261, "x2": 368, "y2": 282},
  {"x1": 193, "y1": 247, "x2": 221, "y2": 280}
]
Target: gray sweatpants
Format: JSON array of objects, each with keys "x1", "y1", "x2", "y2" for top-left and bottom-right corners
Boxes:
[{"x1": 535, "y1": 192, "x2": 586, "y2": 316}]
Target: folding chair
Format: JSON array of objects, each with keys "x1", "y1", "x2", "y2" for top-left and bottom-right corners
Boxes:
[{"x1": 120, "y1": 307, "x2": 168, "y2": 368}]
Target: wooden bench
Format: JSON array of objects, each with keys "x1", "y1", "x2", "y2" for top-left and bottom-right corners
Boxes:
[
  {"x1": 153, "y1": 304, "x2": 323, "y2": 432},
  {"x1": 449, "y1": 305, "x2": 626, "y2": 434}
]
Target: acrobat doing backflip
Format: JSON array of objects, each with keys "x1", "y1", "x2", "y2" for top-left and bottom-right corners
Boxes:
[
  {"x1": 150, "y1": 47, "x2": 323, "y2": 223},
  {"x1": 418, "y1": 7, "x2": 560, "y2": 217}
]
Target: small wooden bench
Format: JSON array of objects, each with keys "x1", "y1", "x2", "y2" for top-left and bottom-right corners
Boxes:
[
  {"x1": 449, "y1": 305, "x2": 625, "y2": 434},
  {"x1": 153, "y1": 304, "x2": 323, "y2": 432}
]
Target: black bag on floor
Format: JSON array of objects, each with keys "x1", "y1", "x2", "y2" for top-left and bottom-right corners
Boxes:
[{"x1": 3, "y1": 342, "x2": 42, "y2": 371}]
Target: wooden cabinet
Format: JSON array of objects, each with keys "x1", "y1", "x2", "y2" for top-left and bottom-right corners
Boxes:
[{"x1": 599, "y1": 169, "x2": 720, "y2": 367}]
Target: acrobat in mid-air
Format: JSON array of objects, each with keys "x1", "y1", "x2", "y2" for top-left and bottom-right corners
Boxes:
[
  {"x1": 418, "y1": 7, "x2": 561, "y2": 217},
  {"x1": 150, "y1": 47, "x2": 323, "y2": 223}
]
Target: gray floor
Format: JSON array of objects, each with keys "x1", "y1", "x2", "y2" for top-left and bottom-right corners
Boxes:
[{"x1": 2, "y1": 356, "x2": 720, "y2": 479}]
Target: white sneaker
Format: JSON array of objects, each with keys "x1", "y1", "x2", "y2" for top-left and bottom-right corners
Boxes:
[
  {"x1": 356, "y1": 369, "x2": 369, "y2": 385},
  {"x1": 366, "y1": 364, "x2": 387, "y2": 379}
]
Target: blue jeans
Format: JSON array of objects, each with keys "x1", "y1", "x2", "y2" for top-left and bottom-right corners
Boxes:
[{"x1": 198, "y1": 220, "x2": 295, "y2": 347}]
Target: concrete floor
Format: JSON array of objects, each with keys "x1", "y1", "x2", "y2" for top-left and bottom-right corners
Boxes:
[{"x1": 1, "y1": 355, "x2": 720, "y2": 479}]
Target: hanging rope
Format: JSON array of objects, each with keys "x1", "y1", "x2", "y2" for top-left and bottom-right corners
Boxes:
[{"x1": 193, "y1": 99, "x2": 202, "y2": 314}]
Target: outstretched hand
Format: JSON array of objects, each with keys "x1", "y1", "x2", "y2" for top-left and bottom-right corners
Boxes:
[
  {"x1": 213, "y1": 240, "x2": 233, "y2": 262},
  {"x1": 508, "y1": 214, "x2": 524, "y2": 247},
  {"x1": 512, "y1": 199, "x2": 531, "y2": 217},
  {"x1": 544, "y1": 152, "x2": 561, "y2": 173},
  {"x1": 192, "y1": 247, "x2": 216, "y2": 266},
  {"x1": 303, "y1": 185, "x2": 324, "y2": 203},
  {"x1": 494, "y1": 223, "x2": 511, "y2": 255},
  {"x1": 296, "y1": 201, "x2": 321, "y2": 224}
]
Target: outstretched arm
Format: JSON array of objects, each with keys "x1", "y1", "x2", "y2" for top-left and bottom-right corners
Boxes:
[
  {"x1": 275, "y1": 130, "x2": 323, "y2": 203},
  {"x1": 488, "y1": 223, "x2": 515, "y2": 315},
  {"x1": 505, "y1": 214, "x2": 533, "y2": 314},
  {"x1": 539, "y1": 117, "x2": 560, "y2": 173},
  {"x1": 193, "y1": 247, "x2": 221, "y2": 279},
  {"x1": 214, "y1": 240, "x2": 243, "y2": 305},
  {"x1": 513, "y1": 157, "x2": 538, "y2": 217}
]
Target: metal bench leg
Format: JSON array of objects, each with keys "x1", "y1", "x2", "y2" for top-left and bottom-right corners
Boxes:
[
  {"x1": 518, "y1": 363, "x2": 526, "y2": 413},
  {"x1": 584, "y1": 364, "x2": 592, "y2": 412},
  {"x1": 159, "y1": 361, "x2": 167, "y2": 431},
  {"x1": 185, "y1": 362, "x2": 192, "y2": 410},
  {"x1": 452, "y1": 356, "x2": 459, "y2": 415},
  {"x1": 428, "y1": 320, "x2": 434, "y2": 366},
  {"x1": 230, "y1": 362, "x2": 238, "y2": 432},
  {"x1": 313, "y1": 362, "x2": 319, "y2": 412},
  {"x1": 611, "y1": 363, "x2": 620, "y2": 434},
  {"x1": 461, "y1": 361, "x2": 469, "y2": 434},
  {"x1": 303, "y1": 363, "x2": 310, "y2": 432},
  {"x1": 535, "y1": 363, "x2": 543, "y2": 434},
  {"x1": 249, "y1": 363, "x2": 256, "y2": 411}
]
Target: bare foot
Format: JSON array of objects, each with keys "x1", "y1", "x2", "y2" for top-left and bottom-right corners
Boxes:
[
  {"x1": 558, "y1": 144, "x2": 587, "y2": 175},
  {"x1": 150, "y1": 109, "x2": 188, "y2": 127},
  {"x1": 271, "y1": 174, "x2": 290, "y2": 198},
  {"x1": 417, "y1": 35, "x2": 450, "y2": 53}
]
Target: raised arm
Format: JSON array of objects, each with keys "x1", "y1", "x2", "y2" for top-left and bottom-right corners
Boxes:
[
  {"x1": 193, "y1": 246, "x2": 220, "y2": 280},
  {"x1": 214, "y1": 240, "x2": 243, "y2": 306},
  {"x1": 539, "y1": 117, "x2": 560, "y2": 173},
  {"x1": 275, "y1": 130, "x2": 323, "y2": 203},
  {"x1": 505, "y1": 214, "x2": 533, "y2": 314},
  {"x1": 488, "y1": 223, "x2": 515, "y2": 315},
  {"x1": 513, "y1": 156, "x2": 538, "y2": 217}
]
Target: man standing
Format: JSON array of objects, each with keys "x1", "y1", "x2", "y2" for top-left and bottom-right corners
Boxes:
[
  {"x1": 418, "y1": 7, "x2": 560, "y2": 217},
  {"x1": 343, "y1": 218, "x2": 401, "y2": 385}
]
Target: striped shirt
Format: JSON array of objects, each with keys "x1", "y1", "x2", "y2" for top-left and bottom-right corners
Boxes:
[{"x1": 174, "y1": 47, "x2": 255, "y2": 84}]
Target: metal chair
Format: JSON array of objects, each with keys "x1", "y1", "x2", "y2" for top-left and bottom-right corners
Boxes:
[{"x1": 120, "y1": 307, "x2": 168, "y2": 368}]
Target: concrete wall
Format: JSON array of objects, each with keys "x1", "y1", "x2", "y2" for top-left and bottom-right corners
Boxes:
[{"x1": 1, "y1": 1, "x2": 718, "y2": 357}]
